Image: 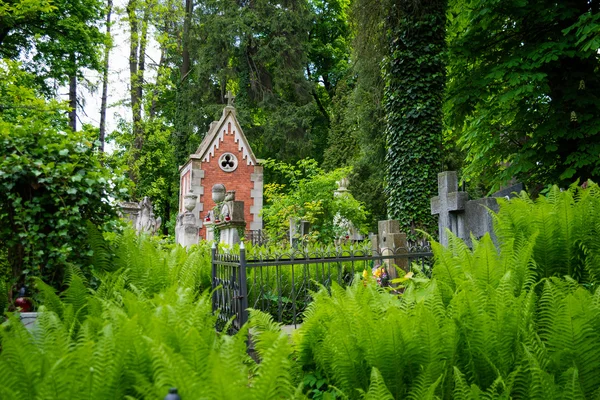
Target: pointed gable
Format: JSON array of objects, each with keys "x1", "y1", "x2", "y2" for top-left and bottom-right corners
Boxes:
[{"x1": 195, "y1": 106, "x2": 257, "y2": 166}]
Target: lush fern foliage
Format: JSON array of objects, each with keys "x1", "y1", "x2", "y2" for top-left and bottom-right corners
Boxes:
[
  {"x1": 4, "y1": 184, "x2": 600, "y2": 399},
  {"x1": 494, "y1": 182, "x2": 600, "y2": 284},
  {"x1": 296, "y1": 183, "x2": 600, "y2": 399},
  {"x1": 0, "y1": 231, "x2": 304, "y2": 399},
  {"x1": 0, "y1": 233, "x2": 303, "y2": 399}
]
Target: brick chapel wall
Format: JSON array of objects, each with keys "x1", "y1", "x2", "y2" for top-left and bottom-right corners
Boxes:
[{"x1": 198, "y1": 127, "x2": 256, "y2": 238}]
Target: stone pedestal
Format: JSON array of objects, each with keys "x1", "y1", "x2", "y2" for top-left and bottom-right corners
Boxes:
[
  {"x1": 216, "y1": 199, "x2": 245, "y2": 247},
  {"x1": 176, "y1": 193, "x2": 200, "y2": 248},
  {"x1": 205, "y1": 221, "x2": 215, "y2": 242},
  {"x1": 378, "y1": 220, "x2": 408, "y2": 279},
  {"x1": 177, "y1": 212, "x2": 200, "y2": 247}
]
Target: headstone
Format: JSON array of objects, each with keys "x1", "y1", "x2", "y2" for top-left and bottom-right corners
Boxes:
[
  {"x1": 431, "y1": 171, "x2": 524, "y2": 247},
  {"x1": 119, "y1": 197, "x2": 162, "y2": 235},
  {"x1": 288, "y1": 218, "x2": 310, "y2": 247},
  {"x1": 430, "y1": 172, "x2": 469, "y2": 246},
  {"x1": 20, "y1": 312, "x2": 38, "y2": 331},
  {"x1": 377, "y1": 219, "x2": 408, "y2": 279}
]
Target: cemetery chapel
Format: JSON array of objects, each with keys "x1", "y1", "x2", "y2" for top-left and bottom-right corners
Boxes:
[{"x1": 176, "y1": 93, "x2": 263, "y2": 240}]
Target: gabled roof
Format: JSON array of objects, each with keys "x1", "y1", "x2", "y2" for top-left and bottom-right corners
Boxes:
[{"x1": 195, "y1": 105, "x2": 258, "y2": 166}]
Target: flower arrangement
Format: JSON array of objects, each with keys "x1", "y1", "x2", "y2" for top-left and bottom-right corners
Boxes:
[{"x1": 372, "y1": 265, "x2": 389, "y2": 287}]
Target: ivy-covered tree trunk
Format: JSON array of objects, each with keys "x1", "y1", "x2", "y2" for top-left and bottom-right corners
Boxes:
[{"x1": 384, "y1": 0, "x2": 446, "y2": 235}]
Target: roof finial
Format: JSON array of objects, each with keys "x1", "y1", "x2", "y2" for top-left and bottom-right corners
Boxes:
[{"x1": 225, "y1": 90, "x2": 235, "y2": 107}]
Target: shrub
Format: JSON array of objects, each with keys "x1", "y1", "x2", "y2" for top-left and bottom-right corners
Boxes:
[{"x1": 0, "y1": 60, "x2": 123, "y2": 290}]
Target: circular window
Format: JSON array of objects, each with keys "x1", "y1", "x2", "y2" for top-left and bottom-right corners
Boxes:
[{"x1": 218, "y1": 152, "x2": 238, "y2": 172}]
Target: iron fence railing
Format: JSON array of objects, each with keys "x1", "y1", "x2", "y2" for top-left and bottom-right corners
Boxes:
[{"x1": 211, "y1": 241, "x2": 433, "y2": 332}]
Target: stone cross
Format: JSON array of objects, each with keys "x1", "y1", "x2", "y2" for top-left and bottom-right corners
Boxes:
[
  {"x1": 430, "y1": 171, "x2": 468, "y2": 246},
  {"x1": 225, "y1": 91, "x2": 235, "y2": 107}
]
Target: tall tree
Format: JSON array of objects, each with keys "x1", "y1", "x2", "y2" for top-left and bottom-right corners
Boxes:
[
  {"x1": 127, "y1": 0, "x2": 150, "y2": 161},
  {"x1": 447, "y1": 0, "x2": 600, "y2": 191},
  {"x1": 384, "y1": 0, "x2": 446, "y2": 235},
  {"x1": 0, "y1": 0, "x2": 105, "y2": 97},
  {"x1": 99, "y1": 0, "x2": 114, "y2": 152}
]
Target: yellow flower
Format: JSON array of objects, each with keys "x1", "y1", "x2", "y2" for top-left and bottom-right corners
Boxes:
[{"x1": 362, "y1": 269, "x2": 369, "y2": 280}]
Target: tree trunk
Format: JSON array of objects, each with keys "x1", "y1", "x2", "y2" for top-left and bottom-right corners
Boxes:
[
  {"x1": 128, "y1": 0, "x2": 143, "y2": 155},
  {"x1": 181, "y1": 0, "x2": 193, "y2": 81},
  {"x1": 150, "y1": 42, "x2": 167, "y2": 119},
  {"x1": 68, "y1": 55, "x2": 77, "y2": 132},
  {"x1": 99, "y1": 0, "x2": 113, "y2": 152}
]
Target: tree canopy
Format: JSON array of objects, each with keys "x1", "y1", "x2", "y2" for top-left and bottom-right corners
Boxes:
[{"x1": 447, "y1": 0, "x2": 600, "y2": 192}]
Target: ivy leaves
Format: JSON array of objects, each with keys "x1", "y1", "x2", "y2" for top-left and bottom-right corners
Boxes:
[{"x1": 384, "y1": 2, "x2": 446, "y2": 236}]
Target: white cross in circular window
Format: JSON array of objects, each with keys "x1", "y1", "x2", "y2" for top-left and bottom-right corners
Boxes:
[{"x1": 218, "y1": 152, "x2": 238, "y2": 172}]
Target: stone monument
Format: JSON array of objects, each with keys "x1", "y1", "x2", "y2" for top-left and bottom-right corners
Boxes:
[
  {"x1": 211, "y1": 184, "x2": 246, "y2": 246},
  {"x1": 119, "y1": 197, "x2": 162, "y2": 235},
  {"x1": 175, "y1": 96, "x2": 263, "y2": 245},
  {"x1": 431, "y1": 171, "x2": 523, "y2": 246},
  {"x1": 175, "y1": 193, "x2": 200, "y2": 247},
  {"x1": 333, "y1": 177, "x2": 364, "y2": 243}
]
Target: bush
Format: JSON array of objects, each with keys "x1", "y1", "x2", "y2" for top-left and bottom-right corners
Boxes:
[
  {"x1": 262, "y1": 158, "x2": 368, "y2": 243},
  {"x1": 0, "y1": 60, "x2": 123, "y2": 290}
]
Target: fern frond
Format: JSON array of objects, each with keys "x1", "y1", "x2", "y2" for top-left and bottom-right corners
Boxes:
[{"x1": 362, "y1": 367, "x2": 393, "y2": 400}]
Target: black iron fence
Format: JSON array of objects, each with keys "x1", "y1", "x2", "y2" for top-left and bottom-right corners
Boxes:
[{"x1": 211, "y1": 241, "x2": 433, "y2": 332}]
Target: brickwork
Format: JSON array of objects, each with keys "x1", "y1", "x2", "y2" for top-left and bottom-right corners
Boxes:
[
  {"x1": 198, "y1": 126, "x2": 255, "y2": 238},
  {"x1": 177, "y1": 106, "x2": 263, "y2": 244}
]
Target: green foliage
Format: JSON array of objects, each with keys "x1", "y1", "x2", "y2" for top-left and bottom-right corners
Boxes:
[
  {"x1": 262, "y1": 159, "x2": 368, "y2": 243},
  {"x1": 108, "y1": 117, "x2": 179, "y2": 235},
  {"x1": 296, "y1": 182, "x2": 600, "y2": 399},
  {"x1": 0, "y1": 0, "x2": 106, "y2": 91},
  {"x1": 168, "y1": 0, "x2": 324, "y2": 165},
  {"x1": 384, "y1": 0, "x2": 446, "y2": 236},
  {"x1": 493, "y1": 181, "x2": 600, "y2": 285},
  {"x1": 446, "y1": 0, "x2": 600, "y2": 191},
  {"x1": 0, "y1": 60, "x2": 122, "y2": 289},
  {"x1": 0, "y1": 229, "x2": 304, "y2": 398},
  {"x1": 0, "y1": 286, "x2": 301, "y2": 399}
]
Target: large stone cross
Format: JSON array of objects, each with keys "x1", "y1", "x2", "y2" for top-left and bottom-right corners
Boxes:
[
  {"x1": 430, "y1": 171, "x2": 468, "y2": 246},
  {"x1": 225, "y1": 90, "x2": 235, "y2": 107}
]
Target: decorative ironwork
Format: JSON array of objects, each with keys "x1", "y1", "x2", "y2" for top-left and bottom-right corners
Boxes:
[{"x1": 211, "y1": 241, "x2": 433, "y2": 332}]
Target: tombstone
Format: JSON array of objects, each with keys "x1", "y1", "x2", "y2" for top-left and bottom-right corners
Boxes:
[
  {"x1": 431, "y1": 171, "x2": 523, "y2": 247},
  {"x1": 213, "y1": 189, "x2": 245, "y2": 246},
  {"x1": 119, "y1": 197, "x2": 162, "y2": 235},
  {"x1": 430, "y1": 172, "x2": 469, "y2": 246},
  {"x1": 175, "y1": 96, "x2": 263, "y2": 245},
  {"x1": 175, "y1": 193, "x2": 199, "y2": 247},
  {"x1": 377, "y1": 219, "x2": 408, "y2": 279}
]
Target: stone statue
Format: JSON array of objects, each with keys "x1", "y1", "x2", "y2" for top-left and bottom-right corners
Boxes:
[{"x1": 119, "y1": 197, "x2": 161, "y2": 235}]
